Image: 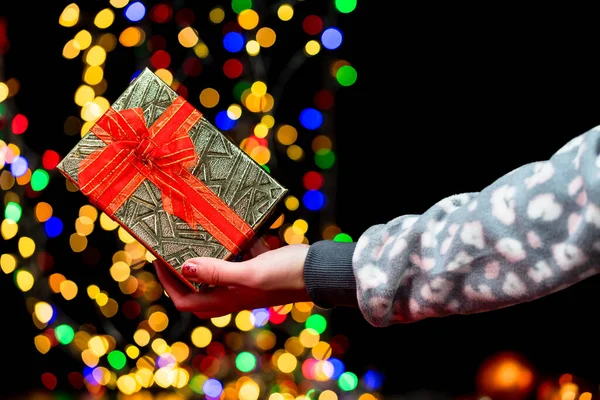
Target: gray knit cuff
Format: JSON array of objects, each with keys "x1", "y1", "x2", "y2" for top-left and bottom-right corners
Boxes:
[{"x1": 304, "y1": 240, "x2": 358, "y2": 309}]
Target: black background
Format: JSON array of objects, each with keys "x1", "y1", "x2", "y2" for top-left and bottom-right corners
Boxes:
[{"x1": 3, "y1": 1, "x2": 600, "y2": 398}]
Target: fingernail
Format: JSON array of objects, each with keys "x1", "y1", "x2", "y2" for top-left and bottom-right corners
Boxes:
[{"x1": 181, "y1": 263, "x2": 197, "y2": 278}]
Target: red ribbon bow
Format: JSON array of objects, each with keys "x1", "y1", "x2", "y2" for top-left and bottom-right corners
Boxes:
[{"x1": 78, "y1": 96, "x2": 254, "y2": 254}]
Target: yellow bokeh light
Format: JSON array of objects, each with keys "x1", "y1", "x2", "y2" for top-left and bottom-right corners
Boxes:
[
  {"x1": 251, "y1": 81, "x2": 267, "y2": 96},
  {"x1": 244, "y1": 93, "x2": 263, "y2": 113},
  {"x1": 305, "y1": 40, "x2": 321, "y2": 56},
  {"x1": 18, "y1": 237, "x2": 35, "y2": 258},
  {"x1": 238, "y1": 9, "x2": 259, "y2": 30},
  {"x1": 227, "y1": 104, "x2": 243, "y2": 120},
  {"x1": 69, "y1": 233, "x2": 88, "y2": 252},
  {"x1": 74, "y1": 30, "x2": 92, "y2": 50},
  {"x1": 1, "y1": 219, "x2": 18, "y2": 240},
  {"x1": 135, "y1": 367, "x2": 153, "y2": 388},
  {"x1": 358, "y1": 395, "x2": 376, "y2": 400},
  {"x1": 125, "y1": 344, "x2": 139, "y2": 359},
  {"x1": 110, "y1": 0, "x2": 129, "y2": 8},
  {"x1": 92, "y1": 366, "x2": 111, "y2": 386},
  {"x1": 148, "y1": 311, "x2": 169, "y2": 332},
  {"x1": 95, "y1": 292, "x2": 108, "y2": 306},
  {"x1": 209, "y1": 7, "x2": 225, "y2": 24},
  {"x1": 200, "y1": 88, "x2": 220, "y2": 108},
  {"x1": 256, "y1": 330, "x2": 277, "y2": 351},
  {"x1": 299, "y1": 328, "x2": 320, "y2": 348},
  {"x1": 285, "y1": 196, "x2": 299, "y2": 211},
  {"x1": 100, "y1": 212, "x2": 119, "y2": 230},
  {"x1": 287, "y1": 144, "x2": 304, "y2": 161},
  {"x1": 59, "y1": 3, "x2": 80, "y2": 27},
  {"x1": 86, "y1": 46, "x2": 107, "y2": 66},
  {"x1": 48, "y1": 273, "x2": 67, "y2": 293},
  {"x1": 293, "y1": 219, "x2": 309, "y2": 234},
  {"x1": 270, "y1": 394, "x2": 285, "y2": 400},
  {"x1": 116, "y1": 374, "x2": 136, "y2": 395},
  {"x1": 277, "y1": 125, "x2": 298, "y2": 145},
  {"x1": 269, "y1": 214, "x2": 284, "y2": 229},
  {"x1": 34, "y1": 302, "x2": 53, "y2": 324},
  {"x1": 63, "y1": 40, "x2": 81, "y2": 59},
  {"x1": 89, "y1": 335, "x2": 109, "y2": 357},
  {"x1": 75, "y1": 85, "x2": 95, "y2": 106},
  {"x1": 151, "y1": 338, "x2": 169, "y2": 355},
  {"x1": 60, "y1": 280, "x2": 78, "y2": 300},
  {"x1": 84, "y1": 66, "x2": 104, "y2": 85},
  {"x1": 284, "y1": 225, "x2": 305, "y2": 245},
  {"x1": 194, "y1": 42, "x2": 209, "y2": 58},
  {"x1": 133, "y1": 329, "x2": 151, "y2": 347},
  {"x1": 81, "y1": 101, "x2": 103, "y2": 122},
  {"x1": 118, "y1": 227, "x2": 135, "y2": 243},
  {"x1": 0, "y1": 253, "x2": 17, "y2": 274},
  {"x1": 246, "y1": 40, "x2": 260, "y2": 56},
  {"x1": 16, "y1": 270, "x2": 34, "y2": 292},
  {"x1": 256, "y1": 27, "x2": 276, "y2": 48},
  {"x1": 94, "y1": 8, "x2": 115, "y2": 29},
  {"x1": 119, "y1": 27, "x2": 144, "y2": 47},
  {"x1": 16, "y1": 168, "x2": 32, "y2": 185},
  {"x1": 75, "y1": 216, "x2": 95, "y2": 236},
  {"x1": 100, "y1": 298, "x2": 119, "y2": 318},
  {"x1": 87, "y1": 284, "x2": 100, "y2": 299},
  {"x1": 5, "y1": 78, "x2": 19, "y2": 97},
  {"x1": 99, "y1": 33, "x2": 118, "y2": 52},
  {"x1": 211, "y1": 314, "x2": 231, "y2": 328},
  {"x1": 191, "y1": 326, "x2": 212, "y2": 348},
  {"x1": 239, "y1": 380, "x2": 260, "y2": 400},
  {"x1": 0, "y1": 82, "x2": 8, "y2": 103},
  {"x1": 154, "y1": 69, "x2": 173, "y2": 86},
  {"x1": 34, "y1": 335, "x2": 52, "y2": 354},
  {"x1": 79, "y1": 204, "x2": 98, "y2": 221},
  {"x1": 261, "y1": 115, "x2": 275, "y2": 128},
  {"x1": 110, "y1": 261, "x2": 131, "y2": 282},
  {"x1": 250, "y1": 146, "x2": 271, "y2": 165},
  {"x1": 171, "y1": 342, "x2": 190, "y2": 363},
  {"x1": 313, "y1": 135, "x2": 333, "y2": 152},
  {"x1": 0, "y1": 171, "x2": 15, "y2": 190},
  {"x1": 178, "y1": 27, "x2": 199, "y2": 48},
  {"x1": 278, "y1": 4, "x2": 294, "y2": 21},
  {"x1": 321, "y1": 390, "x2": 338, "y2": 400},
  {"x1": 172, "y1": 367, "x2": 190, "y2": 389},
  {"x1": 81, "y1": 349, "x2": 99, "y2": 367},
  {"x1": 235, "y1": 310, "x2": 255, "y2": 331},
  {"x1": 312, "y1": 341, "x2": 332, "y2": 360},
  {"x1": 254, "y1": 123, "x2": 268, "y2": 138},
  {"x1": 35, "y1": 202, "x2": 53, "y2": 222},
  {"x1": 153, "y1": 367, "x2": 171, "y2": 388},
  {"x1": 285, "y1": 336, "x2": 304, "y2": 356},
  {"x1": 277, "y1": 352, "x2": 298, "y2": 373}
]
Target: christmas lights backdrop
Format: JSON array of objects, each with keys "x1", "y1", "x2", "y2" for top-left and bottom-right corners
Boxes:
[{"x1": 2, "y1": 1, "x2": 600, "y2": 400}]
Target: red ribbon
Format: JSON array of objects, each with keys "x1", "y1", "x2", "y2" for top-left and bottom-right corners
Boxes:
[{"x1": 78, "y1": 96, "x2": 254, "y2": 254}]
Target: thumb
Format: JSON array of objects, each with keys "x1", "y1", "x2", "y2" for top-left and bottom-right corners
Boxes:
[{"x1": 180, "y1": 257, "x2": 259, "y2": 287}]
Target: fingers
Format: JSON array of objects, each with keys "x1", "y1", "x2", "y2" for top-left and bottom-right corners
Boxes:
[
  {"x1": 180, "y1": 257, "x2": 260, "y2": 287},
  {"x1": 153, "y1": 259, "x2": 193, "y2": 302}
]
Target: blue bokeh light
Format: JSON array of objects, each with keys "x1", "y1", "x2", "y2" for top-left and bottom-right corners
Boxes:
[
  {"x1": 299, "y1": 108, "x2": 323, "y2": 130},
  {"x1": 215, "y1": 110, "x2": 237, "y2": 130},
  {"x1": 303, "y1": 190, "x2": 326, "y2": 211},
  {"x1": 125, "y1": 2, "x2": 146, "y2": 22},
  {"x1": 321, "y1": 27, "x2": 343, "y2": 50},
  {"x1": 10, "y1": 155, "x2": 28, "y2": 177},
  {"x1": 223, "y1": 32, "x2": 245, "y2": 53},
  {"x1": 47, "y1": 305, "x2": 58, "y2": 324},
  {"x1": 329, "y1": 358, "x2": 345, "y2": 379},
  {"x1": 252, "y1": 308, "x2": 270, "y2": 327},
  {"x1": 45, "y1": 217, "x2": 63, "y2": 238},
  {"x1": 203, "y1": 379, "x2": 223, "y2": 398},
  {"x1": 363, "y1": 370, "x2": 384, "y2": 390}
]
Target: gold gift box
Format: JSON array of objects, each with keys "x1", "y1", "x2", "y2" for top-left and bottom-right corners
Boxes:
[{"x1": 58, "y1": 68, "x2": 287, "y2": 288}]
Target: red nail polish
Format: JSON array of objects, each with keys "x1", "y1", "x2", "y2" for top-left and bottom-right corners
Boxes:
[{"x1": 181, "y1": 264, "x2": 197, "y2": 278}]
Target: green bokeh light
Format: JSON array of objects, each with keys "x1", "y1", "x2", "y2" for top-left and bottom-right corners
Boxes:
[
  {"x1": 335, "y1": 0, "x2": 357, "y2": 13},
  {"x1": 55, "y1": 324, "x2": 75, "y2": 345},
  {"x1": 338, "y1": 371, "x2": 358, "y2": 391},
  {"x1": 5, "y1": 202, "x2": 22, "y2": 223},
  {"x1": 107, "y1": 350, "x2": 127, "y2": 370},
  {"x1": 261, "y1": 164, "x2": 271, "y2": 173},
  {"x1": 31, "y1": 169, "x2": 50, "y2": 191},
  {"x1": 189, "y1": 374, "x2": 208, "y2": 394},
  {"x1": 233, "y1": 81, "x2": 251, "y2": 101},
  {"x1": 314, "y1": 149, "x2": 335, "y2": 169},
  {"x1": 236, "y1": 351, "x2": 257, "y2": 372},
  {"x1": 231, "y1": 0, "x2": 252, "y2": 14},
  {"x1": 305, "y1": 314, "x2": 327, "y2": 334},
  {"x1": 336, "y1": 65, "x2": 358, "y2": 87},
  {"x1": 333, "y1": 233, "x2": 353, "y2": 243}
]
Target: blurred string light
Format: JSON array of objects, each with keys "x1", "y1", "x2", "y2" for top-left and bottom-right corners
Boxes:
[{"x1": 1, "y1": 1, "x2": 406, "y2": 399}]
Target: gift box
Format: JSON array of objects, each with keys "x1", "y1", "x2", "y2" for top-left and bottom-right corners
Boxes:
[{"x1": 57, "y1": 68, "x2": 287, "y2": 290}]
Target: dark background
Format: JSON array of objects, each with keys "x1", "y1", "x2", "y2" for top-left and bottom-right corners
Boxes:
[{"x1": 3, "y1": 1, "x2": 600, "y2": 398}]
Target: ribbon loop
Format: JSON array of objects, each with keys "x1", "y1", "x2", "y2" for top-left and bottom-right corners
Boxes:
[{"x1": 78, "y1": 96, "x2": 255, "y2": 254}]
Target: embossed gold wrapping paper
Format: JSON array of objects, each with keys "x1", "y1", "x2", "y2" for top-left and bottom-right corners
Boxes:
[{"x1": 57, "y1": 69, "x2": 287, "y2": 289}]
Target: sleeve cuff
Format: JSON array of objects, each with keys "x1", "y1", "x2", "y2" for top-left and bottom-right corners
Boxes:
[{"x1": 303, "y1": 240, "x2": 358, "y2": 309}]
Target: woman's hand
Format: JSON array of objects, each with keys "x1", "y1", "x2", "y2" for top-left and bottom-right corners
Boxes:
[{"x1": 153, "y1": 237, "x2": 311, "y2": 319}]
